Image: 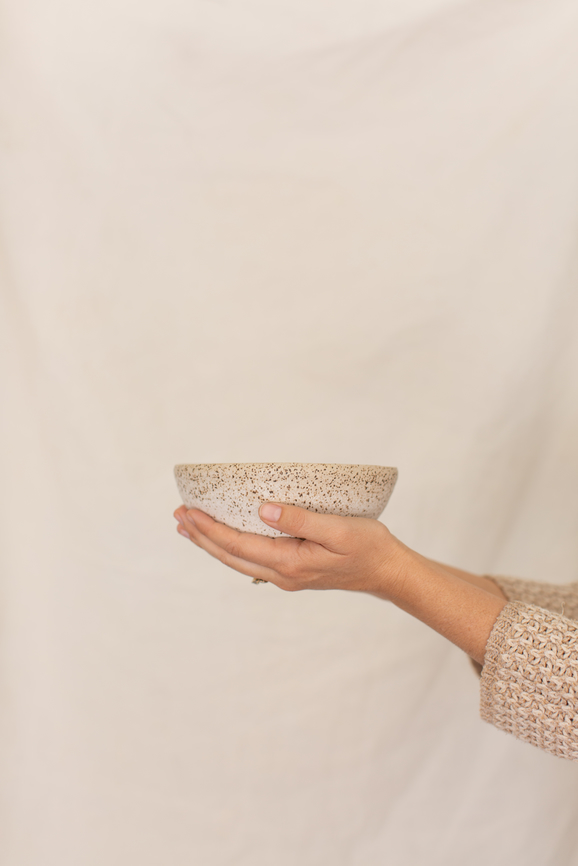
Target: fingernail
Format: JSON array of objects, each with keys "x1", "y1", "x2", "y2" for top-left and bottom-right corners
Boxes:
[
  {"x1": 174, "y1": 513, "x2": 184, "y2": 526},
  {"x1": 186, "y1": 512, "x2": 197, "y2": 527},
  {"x1": 260, "y1": 503, "x2": 282, "y2": 522},
  {"x1": 177, "y1": 526, "x2": 190, "y2": 539}
]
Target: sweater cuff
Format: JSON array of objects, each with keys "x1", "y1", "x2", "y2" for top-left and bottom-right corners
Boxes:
[
  {"x1": 480, "y1": 601, "x2": 578, "y2": 760},
  {"x1": 485, "y1": 575, "x2": 578, "y2": 620}
]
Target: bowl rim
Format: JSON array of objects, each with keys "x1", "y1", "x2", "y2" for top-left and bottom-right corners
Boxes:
[{"x1": 174, "y1": 462, "x2": 397, "y2": 471}]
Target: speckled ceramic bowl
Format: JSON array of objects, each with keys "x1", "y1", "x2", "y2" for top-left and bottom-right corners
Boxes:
[{"x1": 174, "y1": 463, "x2": 398, "y2": 538}]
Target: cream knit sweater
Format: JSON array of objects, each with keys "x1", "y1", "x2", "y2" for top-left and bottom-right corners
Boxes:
[{"x1": 479, "y1": 576, "x2": 578, "y2": 761}]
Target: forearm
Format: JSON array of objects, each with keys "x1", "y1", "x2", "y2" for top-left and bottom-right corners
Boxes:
[
  {"x1": 177, "y1": 504, "x2": 507, "y2": 663},
  {"x1": 370, "y1": 545, "x2": 507, "y2": 665},
  {"x1": 419, "y1": 556, "x2": 508, "y2": 600}
]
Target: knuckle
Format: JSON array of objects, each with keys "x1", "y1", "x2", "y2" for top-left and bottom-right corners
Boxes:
[
  {"x1": 280, "y1": 559, "x2": 302, "y2": 581},
  {"x1": 278, "y1": 578, "x2": 302, "y2": 593},
  {"x1": 226, "y1": 538, "x2": 245, "y2": 560},
  {"x1": 214, "y1": 546, "x2": 231, "y2": 565},
  {"x1": 335, "y1": 518, "x2": 353, "y2": 541},
  {"x1": 289, "y1": 508, "x2": 308, "y2": 537}
]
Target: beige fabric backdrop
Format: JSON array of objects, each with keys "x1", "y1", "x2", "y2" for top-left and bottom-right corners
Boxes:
[{"x1": 2, "y1": 1, "x2": 578, "y2": 863}]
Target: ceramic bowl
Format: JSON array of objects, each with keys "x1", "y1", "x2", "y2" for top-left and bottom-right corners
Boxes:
[{"x1": 174, "y1": 463, "x2": 397, "y2": 538}]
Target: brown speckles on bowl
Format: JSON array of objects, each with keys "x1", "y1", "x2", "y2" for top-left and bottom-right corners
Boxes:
[{"x1": 174, "y1": 463, "x2": 398, "y2": 538}]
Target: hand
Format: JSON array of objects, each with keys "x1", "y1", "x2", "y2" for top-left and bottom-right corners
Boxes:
[
  {"x1": 173, "y1": 502, "x2": 507, "y2": 663},
  {"x1": 173, "y1": 502, "x2": 408, "y2": 596}
]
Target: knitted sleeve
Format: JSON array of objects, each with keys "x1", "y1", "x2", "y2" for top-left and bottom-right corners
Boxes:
[
  {"x1": 480, "y1": 601, "x2": 578, "y2": 760},
  {"x1": 488, "y1": 575, "x2": 578, "y2": 620},
  {"x1": 469, "y1": 577, "x2": 578, "y2": 678}
]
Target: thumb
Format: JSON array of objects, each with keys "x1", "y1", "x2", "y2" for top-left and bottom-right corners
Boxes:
[{"x1": 259, "y1": 502, "x2": 347, "y2": 547}]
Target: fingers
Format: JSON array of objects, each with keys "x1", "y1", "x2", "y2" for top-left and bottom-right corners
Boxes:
[
  {"x1": 173, "y1": 503, "x2": 396, "y2": 595},
  {"x1": 174, "y1": 503, "x2": 351, "y2": 567},
  {"x1": 180, "y1": 510, "x2": 280, "y2": 584},
  {"x1": 174, "y1": 506, "x2": 193, "y2": 540},
  {"x1": 183, "y1": 508, "x2": 304, "y2": 571},
  {"x1": 258, "y1": 503, "x2": 350, "y2": 551}
]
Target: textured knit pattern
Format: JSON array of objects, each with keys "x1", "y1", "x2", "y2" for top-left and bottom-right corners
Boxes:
[
  {"x1": 480, "y1": 601, "x2": 578, "y2": 761},
  {"x1": 490, "y1": 576, "x2": 578, "y2": 621},
  {"x1": 469, "y1": 576, "x2": 578, "y2": 679},
  {"x1": 469, "y1": 576, "x2": 578, "y2": 677}
]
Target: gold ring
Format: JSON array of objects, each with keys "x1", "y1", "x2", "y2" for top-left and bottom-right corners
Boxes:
[{"x1": 252, "y1": 578, "x2": 268, "y2": 584}]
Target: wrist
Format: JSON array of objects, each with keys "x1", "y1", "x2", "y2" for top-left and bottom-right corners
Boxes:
[
  {"x1": 367, "y1": 536, "x2": 416, "y2": 602},
  {"x1": 379, "y1": 548, "x2": 507, "y2": 663}
]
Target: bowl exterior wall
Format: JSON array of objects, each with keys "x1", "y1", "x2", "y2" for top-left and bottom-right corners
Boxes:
[{"x1": 174, "y1": 464, "x2": 397, "y2": 538}]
